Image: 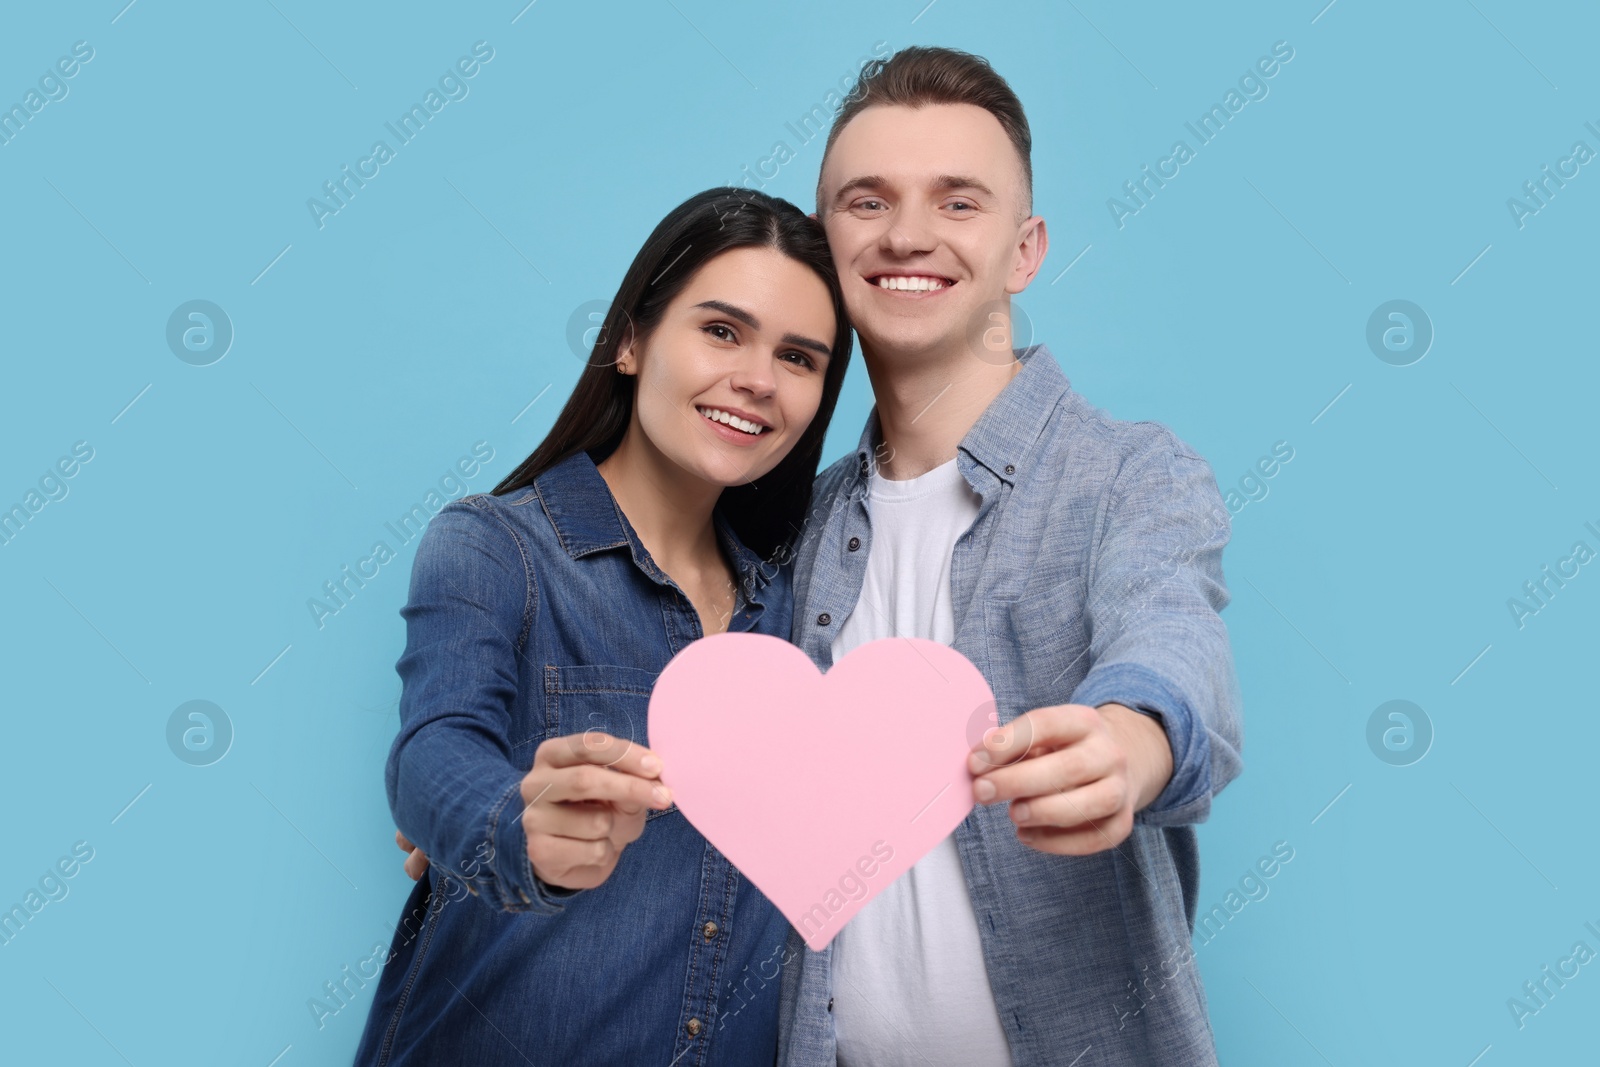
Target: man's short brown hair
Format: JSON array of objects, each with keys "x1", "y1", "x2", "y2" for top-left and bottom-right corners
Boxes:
[{"x1": 819, "y1": 46, "x2": 1033, "y2": 213}]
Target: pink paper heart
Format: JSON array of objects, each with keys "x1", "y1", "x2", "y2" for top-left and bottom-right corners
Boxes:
[{"x1": 648, "y1": 632, "x2": 996, "y2": 951}]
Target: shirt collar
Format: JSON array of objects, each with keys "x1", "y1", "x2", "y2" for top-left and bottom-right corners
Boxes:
[
  {"x1": 533, "y1": 449, "x2": 771, "y2": 600},
  {"x1": 851, "y1": 343, "x2": 1071, "y2": 486}
]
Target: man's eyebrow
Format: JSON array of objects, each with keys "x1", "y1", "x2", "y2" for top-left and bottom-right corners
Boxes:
[
  {"x1": 831, "y1": 174, "x2": 997, "y2": 205},
  {"x1": 932, "y1": 174, "x2": 996, "y2": 198},
  {"x1": 831, "y1": 175, "x2": 889, "y2": 206},
  {"x1": 692, "y1": 299, "x2": 832, "y2": 359}
]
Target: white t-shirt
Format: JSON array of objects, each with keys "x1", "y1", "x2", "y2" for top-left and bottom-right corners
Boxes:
[{"x1": 829, "y1": 456, "x2": 1013, "y2": 1067}]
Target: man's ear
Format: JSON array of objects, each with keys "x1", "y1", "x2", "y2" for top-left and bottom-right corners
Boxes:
[
  {"x1": 808, "y1": 211, "x2": 819, "y2": 222},
  {"x1": 1006, "y1": 215, "x2": 1050, "y2": 295}
]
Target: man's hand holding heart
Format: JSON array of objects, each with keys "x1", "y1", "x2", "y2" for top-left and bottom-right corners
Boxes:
[{"x1": 968, "y1": 702, "x2": 1174, "y2": 856}]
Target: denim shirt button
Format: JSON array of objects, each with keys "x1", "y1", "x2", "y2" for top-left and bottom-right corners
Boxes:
[
  {"x1": 827, "y1": 997, "x2": 834, "y2": 1012},
  {"x1": 701, "y1": 921, "x2": 719, "y2": 940},
  {"x1": 686, "y1": 1018, "x2": 703, "y2": 1037},
  {"x1": 847, "y1": 536, "x2": 861, "y2": 552},
  {"x1": 817, "y1": 613, "x2": 831, "y2": 626},
  {"x1": 1005, "y1": 463, "x2": 1015, "y2": 475}
]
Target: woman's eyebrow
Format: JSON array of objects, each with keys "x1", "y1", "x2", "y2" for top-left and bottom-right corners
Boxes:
[
  {"x1": 693, "y1": 299, "x2": 759, "y2": 329},
  {"x1": 784, "y1": 333, "x2": 833, "y2": 359},
  {"x1": 693, "y1": 299, "x2": 831, "y2": 358}
]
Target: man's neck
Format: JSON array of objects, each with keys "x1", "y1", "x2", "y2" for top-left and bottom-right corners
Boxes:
[{"x1": 863, "y1": 343, "x2": 1025, "y2": 480}]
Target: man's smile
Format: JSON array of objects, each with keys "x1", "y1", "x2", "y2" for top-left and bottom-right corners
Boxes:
[{"x1": 865, "y1": 272, "x2": 957, "y2": 297}]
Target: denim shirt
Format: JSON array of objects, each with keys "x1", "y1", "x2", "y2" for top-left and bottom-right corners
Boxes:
[
  {"x1": 776, "y1": 345, "x2": 1245, "y2": 1066},
  {"x1": 355, "y1": 450, "x2": 794, "y2": 1067}
]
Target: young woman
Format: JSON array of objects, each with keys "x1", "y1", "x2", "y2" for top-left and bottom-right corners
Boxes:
[{"x1": 352, "y1": 188, "x2": 852, "y2": 1065}]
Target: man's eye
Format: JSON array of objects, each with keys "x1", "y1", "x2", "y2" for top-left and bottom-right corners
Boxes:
[{"x1": 855, "y1": 199, "x2": 885, "y2": 211}]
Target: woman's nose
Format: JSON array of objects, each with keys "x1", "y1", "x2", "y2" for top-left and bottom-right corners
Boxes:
[{"x1": 729, "y1": 353, "x2": 777, "y2": 399}]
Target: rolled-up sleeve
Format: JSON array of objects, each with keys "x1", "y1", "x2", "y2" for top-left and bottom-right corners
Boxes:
[
  {"x1": 1067, "y1": 434, "x2": 1244, "y2": 827},
  {"x1": 385, "y1": 499, "x2": 578, "y2": 913}
]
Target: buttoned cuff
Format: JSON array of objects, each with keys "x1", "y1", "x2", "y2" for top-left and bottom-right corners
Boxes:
[
  {"x1": 1070, "y1": 661, "x2": 1213, "y2": 826},
  {"x1": 486, "y1": 777, "x2": 584, "y2": 913}
]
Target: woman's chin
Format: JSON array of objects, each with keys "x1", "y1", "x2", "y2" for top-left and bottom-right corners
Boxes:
[{"x1": 689, "y1": 450, "x2": 780, "y2": 489}]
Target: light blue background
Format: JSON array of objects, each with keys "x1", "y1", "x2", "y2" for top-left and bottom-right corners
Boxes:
[{"x1": 2, "y1": 1, "x2": 1595, "y2": 1064}]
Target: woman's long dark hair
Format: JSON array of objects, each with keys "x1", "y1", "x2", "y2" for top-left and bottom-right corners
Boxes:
[{"x1": 492, "y1": 187, "x2": 853, "y2": 561}]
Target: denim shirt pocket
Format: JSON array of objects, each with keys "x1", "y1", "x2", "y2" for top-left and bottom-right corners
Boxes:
[
  {"x1": 543, "y1": 664, "x2": 677, "y2": 822},
  {"x1": 982, "y1": 579, "x2": 1091, "y2": 716}
]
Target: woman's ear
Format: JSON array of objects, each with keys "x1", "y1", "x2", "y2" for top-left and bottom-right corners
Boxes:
[{"x1": 614, "y1": 331, "x2": 636, "y2": 375}]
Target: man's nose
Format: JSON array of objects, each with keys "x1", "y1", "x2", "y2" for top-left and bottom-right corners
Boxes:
[{"x1": 880, "y1": 207, "x2": 936, "y2": 257}]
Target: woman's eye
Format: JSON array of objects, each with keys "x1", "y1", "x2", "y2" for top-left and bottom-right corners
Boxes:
[
  {"x1": 703, "y1": 323, "x2": 736, "y2": 342},
  {"x1": 780, "y1": 350, "x2": 816, "y2": 370}
]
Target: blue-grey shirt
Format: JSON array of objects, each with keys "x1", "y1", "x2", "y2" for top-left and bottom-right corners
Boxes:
[
  {"x1": 776, "y1": 344, "x2": 1244, "y2": 1066},
  {"x1": 356, "y1": 450, "x2": 794, "y2": 1067}
]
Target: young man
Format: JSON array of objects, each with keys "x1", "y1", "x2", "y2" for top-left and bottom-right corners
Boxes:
[{"x1": 773, "y1": 47, "x2": 1242, "y2": 1066}]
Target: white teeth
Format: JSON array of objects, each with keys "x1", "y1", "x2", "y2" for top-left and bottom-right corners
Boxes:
[
  {"x1": 876, "y1": 275, "x2": 947, "y2": 291},
  {"x1": 696, "y1": 406, "x2": 766, "y2": 435}
]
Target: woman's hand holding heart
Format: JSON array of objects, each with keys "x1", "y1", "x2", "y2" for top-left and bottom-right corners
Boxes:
[
  {"x1": 391, "y1": 731, "x2": 673, "y2": 891},
  {"x1": 520, "y1": 731, "x2": 673, "y2": 890}
]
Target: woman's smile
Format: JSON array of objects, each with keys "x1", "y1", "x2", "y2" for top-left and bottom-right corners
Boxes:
[{"x1": 695, "y1": 404, "x2": 773, "y2": 446}]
